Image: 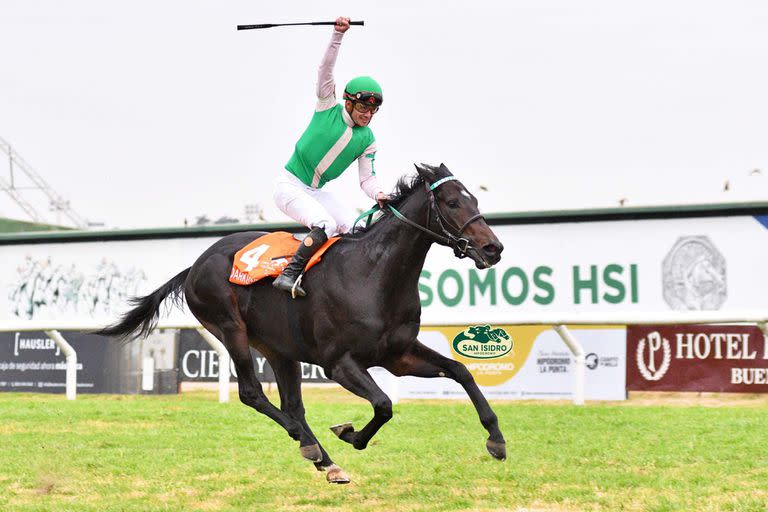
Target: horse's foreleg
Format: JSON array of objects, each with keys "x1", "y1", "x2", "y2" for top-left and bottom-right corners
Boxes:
[
  {"x1": 328, "y1": 354, "x2": 393, "y2": 451},
  {"x1": 387, "y1": 342, "x2": 506, "y2": 461},
  {"x1": 270, "y1": 356, "x2": 348, "y2": 482}
]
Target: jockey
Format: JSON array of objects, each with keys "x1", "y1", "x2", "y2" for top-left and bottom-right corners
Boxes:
[{"x1": 273, "y1": 16, "x2": 388, "y2": 297}]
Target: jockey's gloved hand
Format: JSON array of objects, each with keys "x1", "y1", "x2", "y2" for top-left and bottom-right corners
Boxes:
[
  {"x1": 376, "y1": 192, "x2": 390, "y2": 208},
  {"x1": 334, "y1": 16, "x2": 351, "y2": 33}
]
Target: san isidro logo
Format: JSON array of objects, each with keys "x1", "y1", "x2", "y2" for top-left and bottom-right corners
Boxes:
[{"x1": 452, "y1": 325, "x2": 513, "y2": 359}]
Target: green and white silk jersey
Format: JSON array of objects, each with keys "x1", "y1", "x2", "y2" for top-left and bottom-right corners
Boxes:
[
  {"x1": 286, "y1": 103, "x2": 376, "y2": 189},
  {"x1": 284, "y1": 29, "x2": 382, "y2": 199}
]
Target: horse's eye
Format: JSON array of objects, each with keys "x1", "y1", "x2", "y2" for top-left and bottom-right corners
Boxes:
[{"x1": 447, "y1": 200, "x2": 460, "y2": 209}]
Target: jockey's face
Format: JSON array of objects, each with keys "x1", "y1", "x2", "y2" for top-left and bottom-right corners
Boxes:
[{"x1": 345, "y1": 100, "x2": 374, "y2": 127}]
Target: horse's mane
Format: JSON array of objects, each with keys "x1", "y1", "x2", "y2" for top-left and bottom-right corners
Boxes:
[
  {"x1": 388, "y1": 172, "x2": 426, "y2": 208},
  {"x1": 342, "y1": 172, "x2": 426, "y2": 238}
]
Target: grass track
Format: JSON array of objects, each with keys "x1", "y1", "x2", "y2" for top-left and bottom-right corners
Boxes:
[{"x1": 1, "y1": 389, "x2": 767, "y2": 511}]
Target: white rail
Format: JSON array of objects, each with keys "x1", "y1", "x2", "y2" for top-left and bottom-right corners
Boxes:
[
  {"x1": 2, "y1": 311, "x2": 767, "y2": 404},
  {"x1": 552, "y1": 325, "x2": 585, "y2": 406},
  {"x1": 44, "y1": 330, "x2": 77, "y2": 400}
]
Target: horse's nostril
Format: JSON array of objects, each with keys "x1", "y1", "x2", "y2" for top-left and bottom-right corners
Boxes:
[{"x1": 483, "y1": 243, "x2": 503, "y2": 257}]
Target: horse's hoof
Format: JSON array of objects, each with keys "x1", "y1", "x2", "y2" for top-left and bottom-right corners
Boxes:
[
  {"x1": 324, "y1": 464, "x2": 351, "y2": 484},
  {"x1": 330, "y1": 422, "x2": 354, "y2": 439},
  {"x1": 300, "y1": 443, "x2": 323, "y2": 462},
  {"x1": 486, "y1": 439, "x2": 507, "y2": 461}
]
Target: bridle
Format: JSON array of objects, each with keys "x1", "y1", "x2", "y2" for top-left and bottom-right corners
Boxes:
[{"x1": 387, "y1": 176, "x2": 485, "y2": 259}]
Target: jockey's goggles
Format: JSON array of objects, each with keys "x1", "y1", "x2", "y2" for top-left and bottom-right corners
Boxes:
[{"x1": 352, "y1": 102, "x2": 380, "y2": 114}]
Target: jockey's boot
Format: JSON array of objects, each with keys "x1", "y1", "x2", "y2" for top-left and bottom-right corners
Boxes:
[{"x1": 272, "y1": 227, "x2": 328, "y2": 298}]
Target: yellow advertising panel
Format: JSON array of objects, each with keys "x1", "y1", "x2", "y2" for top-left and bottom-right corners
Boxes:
[{"x1": 400, "y1": 324, "x2": 626, "y2": 400}]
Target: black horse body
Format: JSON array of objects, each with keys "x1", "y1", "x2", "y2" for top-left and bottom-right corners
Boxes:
[
  {"x1": 189, "y1": 222, "x2": 426, "y2": 370},
  {"x1": 100, "y1": 163, "x2": 506, "y2": 483}
]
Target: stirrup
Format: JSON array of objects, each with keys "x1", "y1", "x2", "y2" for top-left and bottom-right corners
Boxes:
[{"x1": 291, "y1": 274, "x2": 304, "y2": 299}]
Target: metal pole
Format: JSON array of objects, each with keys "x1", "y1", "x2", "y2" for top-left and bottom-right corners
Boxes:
[
  {"x1": 45, "y1": 330, "x2": 77, "y2": 400},
  {"x1": 196, "y1": 328, "x2": 230, "y2": 403},
  {"x1": 9, "y1": 146, "x2": 14, "y2": 188},
  {"x1": 553, "y1": 325, "x2": 585, "y2": 405}
]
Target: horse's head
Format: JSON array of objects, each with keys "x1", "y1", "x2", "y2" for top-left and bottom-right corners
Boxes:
[
  {"x1": 467, "y1": 324, "x2": 492, "y2": 343},
  {"x1": 467, "y1": 325, "x2": 487, "y2": 337},
  {"x1": 414, "y1": 163, "x2": 503, "y2": 269}
]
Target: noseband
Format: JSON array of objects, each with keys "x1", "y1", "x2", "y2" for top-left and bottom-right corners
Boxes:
[{"x1": 389, "y1": 176, "x2": 486, "y2": 258}]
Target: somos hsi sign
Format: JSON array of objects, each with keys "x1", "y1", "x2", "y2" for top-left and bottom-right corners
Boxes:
[
  {"x1": 416, "y1": 217, "x2": 768, "y2": 324},
  {"x1": 627, "y1": 325, "x2": 768, "y2": 392}
]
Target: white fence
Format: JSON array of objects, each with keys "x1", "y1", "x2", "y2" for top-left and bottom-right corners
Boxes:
[{"x1": 1, "y1": 311, "x2": 767, "y2": 404}]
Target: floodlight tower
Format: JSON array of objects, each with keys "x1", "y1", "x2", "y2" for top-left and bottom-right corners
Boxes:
[{"x1": 0, "y1": 136, "x2": 87, "y2": 229}]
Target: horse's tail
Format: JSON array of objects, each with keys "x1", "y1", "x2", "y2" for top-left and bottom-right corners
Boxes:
[{"x1": 95, "y1": 267, "x2": 191, "y2": 339}]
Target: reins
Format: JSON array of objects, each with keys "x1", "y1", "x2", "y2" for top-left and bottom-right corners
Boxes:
[{"x1": 352, "y1": 176, "x2": 486, "y2": 259}]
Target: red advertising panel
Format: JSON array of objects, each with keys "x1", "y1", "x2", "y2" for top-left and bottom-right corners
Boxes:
[{"x1": 627, "y1": 325, "x2": 768, "y2": 392}]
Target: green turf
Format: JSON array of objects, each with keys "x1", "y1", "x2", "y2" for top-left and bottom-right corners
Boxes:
[{"x1": 0, "y1": 390, "x2": 766, "y2": 511}]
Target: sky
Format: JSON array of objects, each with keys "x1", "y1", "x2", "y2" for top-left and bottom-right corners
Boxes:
[{"x1": 1, "y1": 0, "x2": 767, "y2": 229}]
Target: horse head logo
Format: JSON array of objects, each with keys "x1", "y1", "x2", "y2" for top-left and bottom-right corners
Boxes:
[{"x1": 663, "y1": 236, "x2": 726, "y2": 310}]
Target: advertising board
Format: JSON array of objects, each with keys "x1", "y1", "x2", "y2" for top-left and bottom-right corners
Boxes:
[
  {"x1": 0, "y1": 331, "x2": 106, "y2": 393},
  {"x1": 389, "y1": 325, "x2": 626, "y2": 401},
  {"x1": 419, "y1": 216, "x2": 768, "y2": 323},
  {"x1": 2, "y1": 215, "x2": 766, "y2": 326},
  {"x1": 0, "y1": 329, "x2": 177, "y2": 394},
  {"x1": 177, "y1": 329, "x2": 330, "y2": 383},
  {"x1": 627, "y1": 324, "x2": 768, "y2": 392},
  {"x1": 179, "y1": 325, "x2": 626, "y2": 401}
]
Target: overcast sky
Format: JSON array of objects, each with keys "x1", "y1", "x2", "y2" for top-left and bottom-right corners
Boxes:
[{"x1": 1, "y1": 1, "x2": 767, "y2": 229}]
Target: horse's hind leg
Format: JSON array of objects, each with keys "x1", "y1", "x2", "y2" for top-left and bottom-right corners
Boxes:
[
  {"x1": 327, "y1": 354, "x2": 393, "y2": 451},
  {"x1": 387, "y1": 341, "x2": 506, "y2": 461},
  {"x1": 270, "y1": 356, "x2": 350, "y2": 484},
  {"x1": 209, "y1": 324, "x2": 313, "y2": 457}
]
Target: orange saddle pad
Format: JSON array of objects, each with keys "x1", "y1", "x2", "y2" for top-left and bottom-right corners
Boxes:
[{"x1": 229, "y1": 231, "x2": 340, "y2": 286}]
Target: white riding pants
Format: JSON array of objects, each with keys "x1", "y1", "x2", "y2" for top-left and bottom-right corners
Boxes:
[{"x1": 273, "y1": 171, "x2": 356, "y2": 238}]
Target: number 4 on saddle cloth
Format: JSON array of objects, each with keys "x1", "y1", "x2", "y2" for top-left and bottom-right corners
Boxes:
[{"x1": 229, "y1": 231, "x2": 340, "y2": 286}]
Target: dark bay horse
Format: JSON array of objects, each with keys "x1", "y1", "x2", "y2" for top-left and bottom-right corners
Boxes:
[{"x1": 99, "y1": 163, "x2": 506, "y2": 483}]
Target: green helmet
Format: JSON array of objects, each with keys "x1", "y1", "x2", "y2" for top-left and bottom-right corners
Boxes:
[{"x1": 343, "y1": 76, "x2": 383, "y2": 106}]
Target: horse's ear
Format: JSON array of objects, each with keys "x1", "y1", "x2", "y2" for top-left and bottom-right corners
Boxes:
[
  {"x1": 414, "y1": 163, "x2": 437, "y2": 182},
  {"x1": 438, "y1": 163, "x2": 453, "y2": 175}
]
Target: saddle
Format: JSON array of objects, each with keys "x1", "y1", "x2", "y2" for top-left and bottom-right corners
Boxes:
[{"x1": 229, "y1": 231, "x2": 339, "y2": 286}]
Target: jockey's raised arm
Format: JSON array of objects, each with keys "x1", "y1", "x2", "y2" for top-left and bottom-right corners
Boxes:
[
  {"x1": 315, "y1": 21, "x2": 385, "y2": 204},
  {"x1": 316, "y1": 26, "x2": 344, "y2": 108}
]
